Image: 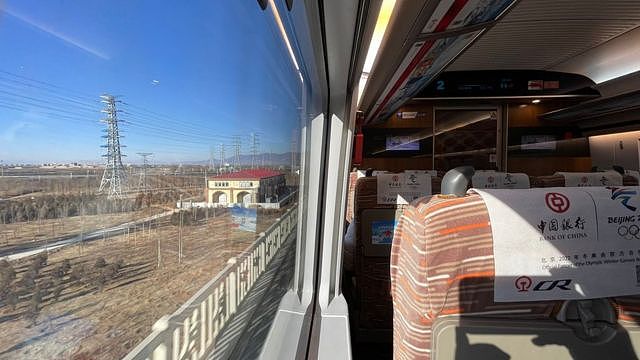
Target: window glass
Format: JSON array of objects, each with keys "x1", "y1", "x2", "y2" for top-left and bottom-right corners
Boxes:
[{"x1": 0, "y1": 1, "x2": 320, "y2": 358}]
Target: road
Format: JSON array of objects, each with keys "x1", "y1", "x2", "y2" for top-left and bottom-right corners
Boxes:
[{"x1": 0, "y1": 210, "x2": 176, "y2": 261}]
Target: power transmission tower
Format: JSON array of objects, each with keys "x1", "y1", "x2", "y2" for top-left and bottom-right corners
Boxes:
[
  {"x1": 250, "y1": 132, "x2": 260, "y2": 169},
  {"x1": 209, "y1": 145, "x2": 216, "y2": 171},
  {"x1": 233, "y1": 136, "x2": 241, "y2": 171},
  {"x1": 137, "y1": 152, "x2": 153, "y2": 192},
  {"x1": 218, "y1": 143, "x2": 226, "y2": 173},
  {"x1": 98, "y1": 94, "x2": 127, "y2": 199}
]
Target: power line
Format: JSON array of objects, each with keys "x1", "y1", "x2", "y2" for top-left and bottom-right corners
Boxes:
[
  {"x1": 0, "y1": 78, "x2": 265, "y2": 147},
  {"x1": 0, "y1": 85, "x2": 235, "y2": 144},
  {"x1": 0, "y1": 71, "x2": 295, "y2": 164},
  {"x1": 0, "y1": 70, "x2": 277, "y2": 142},
  {"x1": 0, "y1": 94, "x2": 231, "y2": 147},
  {"x1": 0, "y1": 70, "x2": 99, "y2": 102},
  {"x1": 0, "y1": 80, "x2": 101, "y2": 110}
]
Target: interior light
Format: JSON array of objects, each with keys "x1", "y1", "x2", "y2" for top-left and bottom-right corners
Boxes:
[
  {"x1": 357, "y1": 0, "x2": 397, "y2": 106},
  {"x1": 268, "y1": 0, "x2": 300, "y2": 73},
  {"x1": 519, "y1": 104, "x2": 528, "y2": 108},
  {"x1": 531, "y1": 99, "x2": 541, "y2": 104}
]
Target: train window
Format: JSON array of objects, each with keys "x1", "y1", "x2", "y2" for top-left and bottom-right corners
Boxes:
[{"x1": 0, "y1": 0, "x2": 321, "y2": 359}]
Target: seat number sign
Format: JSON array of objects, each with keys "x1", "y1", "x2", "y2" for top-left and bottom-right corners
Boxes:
[{"x1": 472, "y1": 186, "x2": 640, "y2": 302}]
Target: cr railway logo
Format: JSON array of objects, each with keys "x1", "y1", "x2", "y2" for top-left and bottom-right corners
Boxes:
[
  {"x1": 515, "y1": 276, "x2": 572, "y2": 292},
  {"x1": 545, "y1": 192, "x2": 570, "y2": 213},
  {"x1": 515, "y1": 276, "x2": 532, "y2": 292}
]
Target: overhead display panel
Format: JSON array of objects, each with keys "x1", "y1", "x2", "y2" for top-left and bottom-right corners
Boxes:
[
  {"x1": 416, "y1": 70, "x2": 599, "y2": 98},
  {"x1": 366, "y1": 0, "x2": 516, "y2": 123}
]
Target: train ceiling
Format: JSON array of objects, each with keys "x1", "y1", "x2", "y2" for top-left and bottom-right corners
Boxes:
[{"x1": 359, "y1": 0, "x2": 640, "y2": 124}]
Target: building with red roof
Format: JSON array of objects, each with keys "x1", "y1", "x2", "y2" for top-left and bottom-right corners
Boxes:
[{"x1": 206, "y1": 169, "x2": 286, "y2": 205}]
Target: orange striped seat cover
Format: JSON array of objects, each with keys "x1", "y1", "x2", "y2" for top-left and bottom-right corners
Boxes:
[{"x1": 390, "y1": 193, "x2": 640, "y2": 359}]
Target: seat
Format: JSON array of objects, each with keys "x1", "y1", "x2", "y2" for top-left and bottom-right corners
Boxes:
[
  {"x1": 471, "y1": 170, "x2": 532, "y2": 189},
  {"x1": 390, "y1": 186, "x2": 640, "y2": 359},
  {"x1": 531, "y1": 171, "x2": 638, "y2": 187},
  {"x1": 350, "y1": 174, "x2": 442, "y2": 342}
]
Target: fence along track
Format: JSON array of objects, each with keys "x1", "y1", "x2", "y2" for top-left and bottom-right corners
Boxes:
[{"x1": 123, "y1": 205, "x2": 297, "y2": 360}]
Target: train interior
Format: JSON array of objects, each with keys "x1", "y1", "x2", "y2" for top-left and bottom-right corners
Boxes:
[
  {"x1": 3, "y1": 1, "x2": 640, "y2": 359},
  {"x1": 341, "y1": 0, "x2": 640, "y2": 359}
]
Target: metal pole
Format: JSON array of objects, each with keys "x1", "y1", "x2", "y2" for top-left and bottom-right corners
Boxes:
[
  {"x1": 80, "y1": 208, "x2": 84, "y2": 255},
  {"x1": 179, "y1": 195, "x2": 183, "y2": 263},
  {"x1": 157, "y1": 232, "x2": 161, "y2": 269}
]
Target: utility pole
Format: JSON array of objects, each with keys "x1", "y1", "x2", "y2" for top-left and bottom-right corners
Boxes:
[
  {"x1": 178, "y1": 195, "x2": 183, "y2": 264},
  {"x1": 137, "y1": 152, "x2": 153, "y2": 193},
  {"x1": 157, "y1": 223, "x2": 161, "y2": 268},
  {"x1": 98, "y1": 94, "x2": 127, "y2": 199},
  {"x1": 79, "y1": 206, "x2": 84, "y2": 255}
]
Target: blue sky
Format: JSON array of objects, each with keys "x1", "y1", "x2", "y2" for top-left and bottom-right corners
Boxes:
[{"x1": 0, "y1": 1, "x2": 303, "y2": 164}]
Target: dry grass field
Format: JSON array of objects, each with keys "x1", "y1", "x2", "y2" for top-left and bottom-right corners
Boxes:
[{"x1": 0, "y1": 207, "x2": 286, "y2": 359}]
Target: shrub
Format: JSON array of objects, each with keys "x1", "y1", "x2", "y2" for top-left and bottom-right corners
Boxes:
[
  {"x1": 0, "y1": 260, "x2": 16, "y2": 291},
  {"x1": 25, "y1": 286, "x2": 42, "y2": 326},
  {"x1": 114, "y1": 258, "x2": 125, "y2": 271},
  {"x1": 94, "y1": 257, "x2": 107, "y2": 269},
  {"x1": 5, "y1": 288, "x2": 18, "y2": 310},
  {"x1": 30, "y1": 253, "x2": 48, "y2": 273},
  {"x1": 70, "y1": 264, "x2": 87, "y2": 283},
  {"x1": 61, "y1": 260, "x2": 71, "y2": 274},
  {"x1": 93, "y1": 273, "x2": 106, "y2": 292},
  {"x1": 52, "y1": 283, "x2": 63, "y2": 302},
  {"x1": 21, "y1": 270, "x2": 37, "y2": 291}
]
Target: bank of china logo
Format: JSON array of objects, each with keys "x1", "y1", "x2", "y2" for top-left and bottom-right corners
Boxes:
[
  {"x1": 607, "y1": 187, "x2": 637, "y2": 212},
  {"x1": 515, "y1": 276, "x2": 532, "y2": 292},
  {"x1": 545, "y1": 192, "x2": 570, "y2": 213}
]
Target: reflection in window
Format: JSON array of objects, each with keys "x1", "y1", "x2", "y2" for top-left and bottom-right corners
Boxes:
[{"x1": 434, "y1": 109, "x2": 497, "y2": 171}]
